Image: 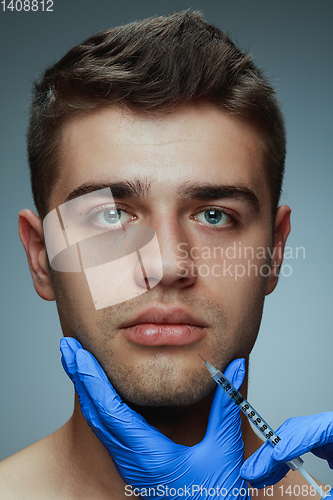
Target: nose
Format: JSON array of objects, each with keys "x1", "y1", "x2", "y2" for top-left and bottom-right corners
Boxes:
[{"x1": 134, "y1": 221, "x2": 197, "y2": 290}]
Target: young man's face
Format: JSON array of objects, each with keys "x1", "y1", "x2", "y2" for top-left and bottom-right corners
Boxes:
[{"x1": 44, "y1": 104, "x2": 290, "y2": 406}]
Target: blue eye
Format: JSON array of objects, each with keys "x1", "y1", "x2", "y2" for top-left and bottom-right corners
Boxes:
[
  {"x1": 102, "y1": 208, "x2": 121, "y2": 224},
  {"x1": 194, "y1": 208, "x2": 232, "y2": 227},
  {"x1": 205, "y1": 209, "x2": 223, "y2": 225},
  {"x1": 93, "y1": 206, "x2": 133, "y2": 228}
]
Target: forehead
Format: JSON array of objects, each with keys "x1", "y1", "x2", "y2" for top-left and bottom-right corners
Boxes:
[{"x1": 51, "y1": 105, "x2": 268, "y2": 208}]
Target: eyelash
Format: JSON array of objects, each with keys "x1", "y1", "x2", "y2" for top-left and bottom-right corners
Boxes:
[
  {"x1": 87, "y1": 204, "x2": 137, "y2": 228},
  {"x1": 86, "y1": 204, "x2": 238, "y2": 231},
  {"x1": 191, "y1": 206, "x2": 238, "y2": 231}
]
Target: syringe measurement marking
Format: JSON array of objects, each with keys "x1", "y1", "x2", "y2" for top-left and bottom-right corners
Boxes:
[
  {"x1": 201, "y1": 356, "x2": 327, "y2": 499},
  {"x1": 215, "y1": 374, "x2": 281, "y2": 446}
]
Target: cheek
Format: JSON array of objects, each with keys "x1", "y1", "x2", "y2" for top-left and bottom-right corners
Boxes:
[
  {"x1": 193, "y1": 235, "x2": 271, "y2": 348},
  {"x1": 50, "y1": 270, "x2": 98, "y2": 334},
  {"x1": 193, "y1": 233, "x2": 271, "y2": 284}
]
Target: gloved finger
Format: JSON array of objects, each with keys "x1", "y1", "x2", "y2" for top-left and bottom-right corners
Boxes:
[
  {"x1": 60, "y1": 337, "x2": 130, "y2": 477},
  {"x1": 205, "y1": 358, "x2": 246, "y2": 439},
  {"x1": 240, "y1": 440, "x2": 289, "y2": 488},
  {"x1": 60, "y1": 336, "x2": 83, "y2": 380},
  {"x1": 60, "y1": 338, "x2": 138, "y2": 482},
  {"x1": 312, "y1": 444, "x2": 333, "y2": 469},
  {"x1": 243, "y1": 465, "x2": 290, "y2": 490},
  {"x1": 241, "y1": 412, "x2": 333, "y2": 487},
  {"x1": 271, "y1": 413, "x2": 333, "y2": 464},
  {"x1": 60, "y1": 338, "x2": 111, "y2": 440},
  {"x1": 75, "y1": 348, "x2": 174, "y2": 451},
  {"x1": 224, "y1": 358, "x2": 246, "y2": 392}
]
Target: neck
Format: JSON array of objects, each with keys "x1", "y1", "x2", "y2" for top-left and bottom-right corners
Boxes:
[
  {"x1": 70, "y1": 361, "x2": 262, "y2": 446},
  {"x1": 65, "y1": 367, "x2": 263, "y2": 490},
  {"x1": 125, "y1": 358, "x2": 253, "y2": 446},
  {"x1": 126, "y1": 391, "x2": 215, "y2": 446}
]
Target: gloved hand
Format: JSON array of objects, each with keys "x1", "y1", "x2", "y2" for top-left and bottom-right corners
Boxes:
[
  {"x1": 241, "y1": 412, "x2": 333, "y2": 496},
  {"x1": 60, "y1": 337, "x2": 250, "y2": 499}
]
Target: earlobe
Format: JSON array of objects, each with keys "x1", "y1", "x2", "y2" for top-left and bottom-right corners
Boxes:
[
  {"x1": 18, "y1": 209, "x2": 55, "y2": 301},
  {"x1": 265, "y1": 205, "x2": 291, "y2": 296}
]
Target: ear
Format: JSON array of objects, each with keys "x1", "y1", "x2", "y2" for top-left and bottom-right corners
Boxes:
[
  {"x1": 18, "y1": 209, "x2": 55, "y2": 301},
  {"x1": 265, "y1": 205, "x2": 291, "y2": 296}
]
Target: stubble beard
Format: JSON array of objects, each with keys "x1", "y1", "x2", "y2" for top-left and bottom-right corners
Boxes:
[
  {"x1": 85, "y1": 294, "x2": 261, "y2": 408},
  {"x1": 103, "y1": 349, "x2": 218, "y2": 406},
  {"x1": 52, "y1": 269, "x2": 265, "y2": 408}
]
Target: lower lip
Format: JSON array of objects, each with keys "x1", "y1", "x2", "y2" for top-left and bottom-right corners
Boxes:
[{"x1": 122, "y1": 324, "x2": 206, "y2": 346}]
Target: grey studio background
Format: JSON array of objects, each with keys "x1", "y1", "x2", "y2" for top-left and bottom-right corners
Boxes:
[{"x1": 1, "y1": 0, "x2": 332, "y2": 487}]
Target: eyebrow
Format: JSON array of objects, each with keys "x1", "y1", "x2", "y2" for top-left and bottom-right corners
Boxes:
[
  {"x1": 64, "y1": 179, "x2": 260, "y2": 212},
  {"x1": 64, "y1": 179, "x2": 151, "y2": 203},
  {"x1": 177, "y1": 182, "x2": 260, "y2": 212}
]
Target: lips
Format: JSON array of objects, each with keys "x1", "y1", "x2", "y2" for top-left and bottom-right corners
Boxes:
[{"x1": 120, "y1": 306, "x2": 208, "y2": 346}]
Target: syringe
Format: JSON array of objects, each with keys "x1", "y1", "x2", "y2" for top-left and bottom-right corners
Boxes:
[{"x1": 199, "y1": 355, "x2": 328, "y2": 499}]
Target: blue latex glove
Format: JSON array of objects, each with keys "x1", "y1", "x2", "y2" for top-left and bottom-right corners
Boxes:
[
  {"x1": 241, "y1": 412, "x2": 333, "y2": 494},
  {"x1": 60, "y1": 337, "x2": 250, "y2": 499}
]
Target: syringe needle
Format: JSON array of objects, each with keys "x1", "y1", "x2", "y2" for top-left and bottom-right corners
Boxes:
[
  {"x1": 197, "y1": 353, "x2": 206, "y2": 362},
  {"x1": 199, "y1": 356, "x2": 328, "y2": 499}
]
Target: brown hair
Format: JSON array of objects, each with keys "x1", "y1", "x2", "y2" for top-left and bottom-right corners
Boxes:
[{"x1": 27, "y1": 9, "x2": 286, "y2": 218}]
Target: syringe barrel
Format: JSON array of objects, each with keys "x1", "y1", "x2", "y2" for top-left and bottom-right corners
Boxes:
[
  {"x1": 207, "y1": 362, "x2": 326, "y2": 499},
  {"x1": 212, "y1": 370, "x2": 281, "y2": 447}
]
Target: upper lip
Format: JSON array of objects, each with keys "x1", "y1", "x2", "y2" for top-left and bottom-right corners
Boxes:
[{"x1": 120, "y1": 305, "x2": 209, "y2": 329}]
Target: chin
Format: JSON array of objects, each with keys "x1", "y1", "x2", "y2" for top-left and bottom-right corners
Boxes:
[{"x1": 112, "y1": 374, "x2": 215, "y2": 407}]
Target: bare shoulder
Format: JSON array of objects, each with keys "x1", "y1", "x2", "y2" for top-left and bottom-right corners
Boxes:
[
  {"x1": 0, "y1": 416, "x2": 127, "y2": 500},
  {"x1": 0, "y1": 430, "x2": 64, "y2": 500}
]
